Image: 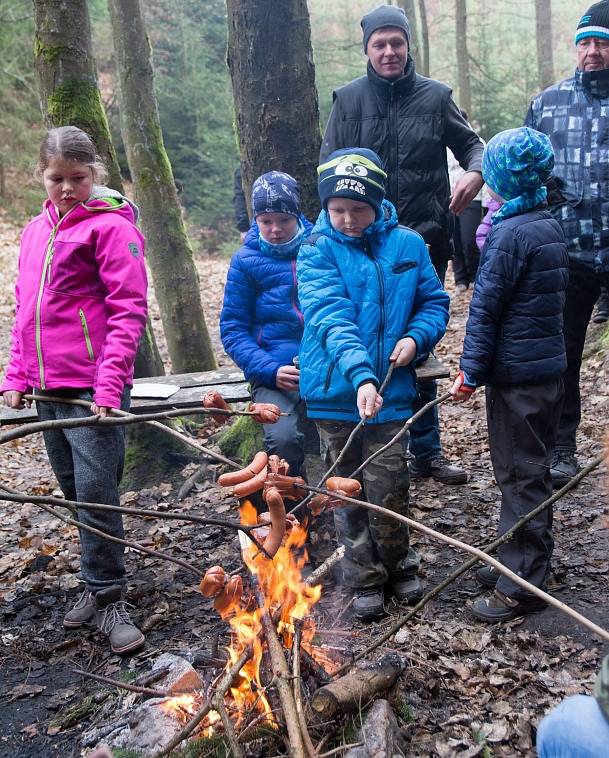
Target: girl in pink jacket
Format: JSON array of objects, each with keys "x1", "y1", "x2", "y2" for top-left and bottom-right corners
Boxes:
[{"x1": 1, "y1": 126, "x2": 148, "y2": 654}]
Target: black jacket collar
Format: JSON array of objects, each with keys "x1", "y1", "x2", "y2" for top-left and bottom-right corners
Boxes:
[{"x1": 367, "y1": 55, "x2": 417, "y2": 99}]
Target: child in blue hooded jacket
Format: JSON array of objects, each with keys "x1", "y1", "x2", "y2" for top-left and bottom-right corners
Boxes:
[
  {"x1": 452, "y1": 127, "x2": 569, "y2": 623},
  {"x1": 221, "y1": 172, "x2": 313, "y2": 477},
  {"x1": 297, "y1": 148, "x2": 449, "y2": 620}
]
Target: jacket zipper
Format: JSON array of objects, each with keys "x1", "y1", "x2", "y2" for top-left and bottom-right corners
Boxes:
[
  {"x1": 291, "y1": 259, "x2": 304, "y2": 324},
  {"x1": 389, "y1": 86, "x2": 398, "y2": 204},
  {"x1": 79, "y1": 309, "x2": 95, "y2": 361},
  {"x1": 364, "y1": 240, "x2": 385, "y2": 381},
  {"x1": 35, "y1": 206, "x2": 76, "y2": 388}
]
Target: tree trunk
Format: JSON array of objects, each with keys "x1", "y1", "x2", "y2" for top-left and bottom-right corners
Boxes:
[
  {"x1": 455, "y1": 0, "x2": 472, "y2": 117},
  {"x1": 33, "y1": 0, "x2": 122, "y2": 191},
  {"x1": 226, "y1": 0, "x2": 321, "y2": 221},
  {"x1": 107, "y1": 0, "x2": 216, "y2": 372},
  {"x1": 535, "y1": 0, "x2": 554, "y2": 90},
  {"x1": 33, "y1": 0, "x2": 163, "y2": 377},
  {"x1": 397, "y1": 0, "x2": 421, "y2": 71},
  {"x1": 418, "y1": 0, "x2": 430, "y2": 77}
]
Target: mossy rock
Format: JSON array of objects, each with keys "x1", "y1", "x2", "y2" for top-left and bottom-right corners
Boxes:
[
  {"x1": 122, "y1": 420, "x2": 195, "y2": 491},
  {"x1": 216, "y1": 414, "x2": 263, "y2": 465}
]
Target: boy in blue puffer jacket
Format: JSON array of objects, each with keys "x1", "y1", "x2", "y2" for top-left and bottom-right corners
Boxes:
[
  {"x1": 451, "y1": 127, "x2": 569, "y2": 623},
  {"x1": 221, "y1": 172, "x2": 313, "y2": 477},
  {"x1": 298, "y1": 148, "x2": 449, "y2": 620}
]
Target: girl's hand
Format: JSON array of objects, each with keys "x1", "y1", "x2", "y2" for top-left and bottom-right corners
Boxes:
[
  {"x1": 2, "y1": 391, "x2": 31, "y2": 409},
  {"x1": 276, "y1": 365, "x2": 300, "y2": 391},
  {"x1": 390, "y1": 337, "x2": 417, "y2": 367},
  {"x1": 357, "y1": 382, "x2": 383, "y2": 420},
  {"x1": 450, "y1": 371, "x2": 475, "y2": 403},
  {"x1": 90, "y1": 402, "x2": 110, "y2": 417}
]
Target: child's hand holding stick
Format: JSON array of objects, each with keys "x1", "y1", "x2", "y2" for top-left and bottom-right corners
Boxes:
[
  {"x1": 356, "y1": 382, "x2": 383, "y2": 419},
  {"x1": 450, "y1": 370, "x2": 476, "y2": 403},
  {"x1": 389, "y1": 337, "x2": 417, "y2": 367}
]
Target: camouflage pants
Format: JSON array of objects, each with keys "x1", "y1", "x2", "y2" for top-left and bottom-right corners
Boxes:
[{"x1": 316, "y1": 420, "x2": 420, "y2": 589}]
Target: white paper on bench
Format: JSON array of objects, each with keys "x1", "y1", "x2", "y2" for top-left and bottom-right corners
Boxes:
[{"x1": 131, "y1": 383, "x2": 180, "y2": 399}]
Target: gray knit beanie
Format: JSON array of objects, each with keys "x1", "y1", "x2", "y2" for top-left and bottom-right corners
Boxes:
[{"x1": 361, "y1": 5, "x2": 411, "y2": 52}]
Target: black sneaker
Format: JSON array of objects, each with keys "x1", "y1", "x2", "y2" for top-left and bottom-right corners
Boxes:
[
  {"x1": 471, "y1": 590, "x2": 547, "y2": 623},
  {"x1": 592, "y1": 290, "x2": 609, "y2": 324},
  {"x1": 353, "y1": 588, "x2": 385, "y2": 621},
  {"x1": 550, "y1": 450, "x2": 578, "y2": 489},
  {"x1": 409, "y1": 455, "x2": 468, "y2": 485},
  {"x1": 476, "y1": 565, "x2": 499, "y2": 588},
  {"x1": 387, "y1": 576, "x2": 424, "y2": 604}
]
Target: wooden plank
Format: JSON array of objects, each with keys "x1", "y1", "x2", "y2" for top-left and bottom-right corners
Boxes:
[{"x1": 0, "y1": 356, "x2": 449, "y2": 426}]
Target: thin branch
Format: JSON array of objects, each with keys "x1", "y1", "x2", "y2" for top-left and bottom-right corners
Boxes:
[
  {"x1": 73, "y1": 668, "x2": 180, "y2": 698},
  {"x1": 321, "y1": 455, "x2": 607, "y2": 675},
  {"x1": 30, "y1": 500, "x2": 202, "y2": 577},
  {"x1": 293, "y1": 623, "x2": 317, "y2": 758},
  {"x1": 0, "y1": 486, "x2": 271, "y2": 557}
]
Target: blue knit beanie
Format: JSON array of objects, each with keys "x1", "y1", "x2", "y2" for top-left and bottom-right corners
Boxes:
[
  {"x1": 575, "y1": 2, "x2": 609, "y2": 45},
  {"x1": 251, "y1": 171, "x2": 301, "y2": 218},
  {"x1": 317, "y1": 148, "x2": 387, "y2": 212},
  {"x1": 482, "y1": 128, "x2": 554, "y2": 201}
]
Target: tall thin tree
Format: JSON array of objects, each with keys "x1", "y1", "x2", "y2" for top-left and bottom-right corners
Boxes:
[
  {"x1": 397, "y1": 0, "x2": 421, "y2": 71},
  {"x1": 535, "y1": 0, "x2": 555, "y2": 90},
  {"x1": 455, "y1": 0, "x2": 472, "y2": 116},
  {"x1": 226, "y1": 0, "x2": 321, "y2": 220},
  {"x1": 32, "y1": 0, "x2": 163, "y2": 377},
  {"x1": 418, "y1": 0, "x2": 430, "y2": 77},
  {"x1": 107, "y1": 0, "x2": 216, "y2": 373}
]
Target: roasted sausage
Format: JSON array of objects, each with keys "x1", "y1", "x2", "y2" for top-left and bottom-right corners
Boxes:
[
  {"x1": 326, "y1": 477, "x2": 362, "y2": 497},
  {"x1": 249, "y1": 402, "x2": 281, "y2": 424},
  {"x1": 262, "y1": 486, "x2": 286, "y2": 558},
  {"x1": 217, "y1": 451, "x2": 268, "y2": 487},
  {"x1": 213, "y1": 574, "x2": 243, "y2": 613},
  {"x1": 199, "y1": 565, "x2": 227, "y2": 598},
  {"x1": 268, "y1": 455, "x2": 281, "y2": 475},
  {"x1": 202, "y1": 390, "x2": 231, "y2": 424},
  {"x1": 233, "y1": 465, "x2": 268, "y2": 498},
  {"x1": 264, "y1": 473, "x2": 306, "y2": 501}
]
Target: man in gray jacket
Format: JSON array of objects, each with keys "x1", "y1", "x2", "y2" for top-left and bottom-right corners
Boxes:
[{"x1": 321, "y1": 4, "x2": 484, "y2": 484}]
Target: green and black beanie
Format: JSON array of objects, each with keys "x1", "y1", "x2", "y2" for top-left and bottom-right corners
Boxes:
[{"x1": 317, "y1": 148, "x2": 387, "y2": 213}]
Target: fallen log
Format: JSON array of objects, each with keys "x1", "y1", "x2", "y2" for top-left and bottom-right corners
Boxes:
[{"x1": 311, "y1": 652, "x2": 403, "y2": 719}]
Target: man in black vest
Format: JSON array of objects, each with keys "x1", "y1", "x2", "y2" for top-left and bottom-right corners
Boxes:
[{"x1": 321, "y1": 4, "x2": 484, "y2": 484}]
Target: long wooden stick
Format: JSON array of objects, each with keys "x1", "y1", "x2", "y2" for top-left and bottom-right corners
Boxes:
[
  {"x1": 18, "y1": 394, "x2": 242, "y2": 469},
  {"x1": 333, "y1": 454, "x2": 607, "y2": 673},
  {"x1": 29, "y1": 500, "x2": 202, "y2": 577},
  {"x1": 0, "y1": 485, "x2": 270, "y2": 554},
  {"x1": 300, "y1": 460, "x2": 609, "y2": 646},
  {"x1": 73, "y1": 668, "x2": 178, "y2": 698},
  {"x1": 293, "y1": 623, "x2": 317, "y2": 758},
  {"x1": 213, "y1": 696, "x2": 245, "y2": 758},
  {"x1": 151, "y1": 647, "x2": 252, "y2": 758}
]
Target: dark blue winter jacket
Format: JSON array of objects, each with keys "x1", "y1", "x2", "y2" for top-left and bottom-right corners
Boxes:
[
  {"x1": 460, "y1": 208, "x2": 569, "y2": 386},
  {"x1": 297, "y1": 200, "x2": 449, "y2": 424},
  {"x1": 220, "y1": 215, "x2": 313, "y2": 387}
]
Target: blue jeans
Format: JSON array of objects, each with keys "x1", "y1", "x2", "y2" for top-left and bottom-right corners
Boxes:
[
  {"x1": 408, "y1": 378, "x2": 442, "y2": 462},
  {"x1": 36, "y1": 387, "x2": 131, "y2": 592},
  {"x1": 537, "y1": 695, "x2": 609, "y2": 757}
]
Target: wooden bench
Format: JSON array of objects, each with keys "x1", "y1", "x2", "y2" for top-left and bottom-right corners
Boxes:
[{"x1": 0, "y1": 356, "x2": 449, "y2": 426}]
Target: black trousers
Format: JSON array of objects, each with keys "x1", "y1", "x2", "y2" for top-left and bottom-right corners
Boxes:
[
  {"x1": 452, "y1": 201, "x2": 482, "y2": 286},
  {"x1": 557, "y1": 269, "x2": 609, "y2": 451},
  {"x1": 486, "y1": 377, "x2": 563, "y2": 600}
]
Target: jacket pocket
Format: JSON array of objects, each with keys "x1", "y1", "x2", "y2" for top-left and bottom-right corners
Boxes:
[
  {"x1": 78, "y1": 308, "x2": 95, "y2": 361},
  {"x1": 392, "y1": 260, "x2": 418, "y2": 274}
]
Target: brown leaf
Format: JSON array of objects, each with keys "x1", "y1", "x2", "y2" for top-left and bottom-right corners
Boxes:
[{"x1": 9, "y1": 683, "x2": 46, "y2": 701}]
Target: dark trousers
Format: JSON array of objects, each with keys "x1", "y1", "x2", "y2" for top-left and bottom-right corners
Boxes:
[
  {"x1": 452, "y1": 201, "x2": 482, "y2": 286},
  {"x1": 36, "y1": 387, "x2": 130, "y2": 592},
  {"x1": 408, "y1": 247, "x2": 447, "y2": 461},
  {"x1": 251, "y1": 384, "x2": 304, "y2": 477},
  {"x1": 316, "y1": 421, "x2": 419, "y2": 589},
  {"x1": 557, "y1": 269, "x2": 609, "y2": 452},
  {"x1": 486, "y1": 377, "x2": 563, "y2": 600}
]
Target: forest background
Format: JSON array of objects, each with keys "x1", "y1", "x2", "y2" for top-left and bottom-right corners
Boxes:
[{"x1": 0, "y1": 0, "x2": 588, "y2": 239}]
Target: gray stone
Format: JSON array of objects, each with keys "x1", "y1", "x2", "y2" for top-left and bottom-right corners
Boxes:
[
  {"x1": 152, "y1": 652, "x2": 204, "y2": 693},
  {"x1": 345, "y1": 699, "x2": 406, "y2": 758},
  {"x1": 103, "y1": 697, "x2": 190, "y2": 756}
]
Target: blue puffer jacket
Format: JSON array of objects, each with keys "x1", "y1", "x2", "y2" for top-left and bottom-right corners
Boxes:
[
  {"x1": 221, "y1": 215, "x2": 313, "y2": 387},
  {"x1": 460, "y1": 208, "x2": 569, "y2": 386},
  {"x1": 297, "y1": 200, "x2": 449, "y2": 424}
]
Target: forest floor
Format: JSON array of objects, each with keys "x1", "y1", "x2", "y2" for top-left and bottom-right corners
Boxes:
[{"x1": 0, "y1": 213, "x2": 608, "y2": 758}]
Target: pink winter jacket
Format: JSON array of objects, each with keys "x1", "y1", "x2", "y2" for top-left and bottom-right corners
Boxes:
[{"x1": 1, "y1": 194, "x2": 148, "y2": 409}]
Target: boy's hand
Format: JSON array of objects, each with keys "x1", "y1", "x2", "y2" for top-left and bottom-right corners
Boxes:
[
  {"x1": 2, "y1": 391, "x2": 31, "y2": 409},
  {"x1": 390, "y1": 337, "x2": 417, "y2": 367},
  {"x1": 357, "y1": 382, "x2": 383, "y2": 420},
  {"x1": 450, "y1": 371, "x2": 475, "y2": 403},
  {"x1": 276, "y1": 365, "x2": 300, "y2": 391}
]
